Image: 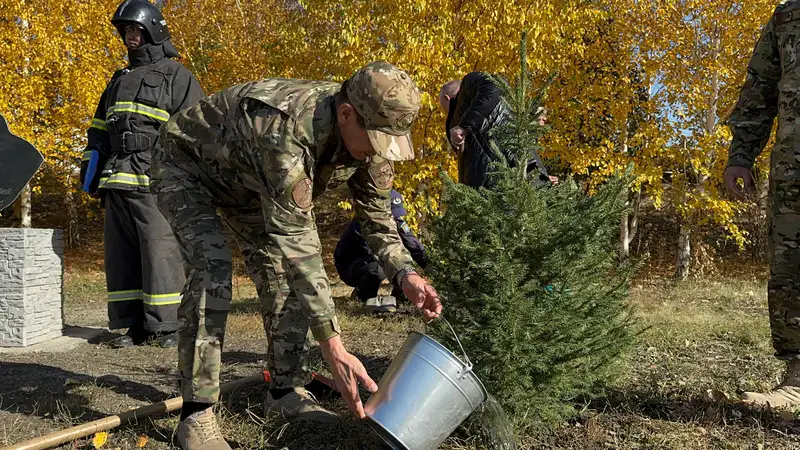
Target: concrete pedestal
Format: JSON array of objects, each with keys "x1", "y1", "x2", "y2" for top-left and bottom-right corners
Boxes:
[{"x1": 0, "y1": 228, "x2": 64, "y2": 347}]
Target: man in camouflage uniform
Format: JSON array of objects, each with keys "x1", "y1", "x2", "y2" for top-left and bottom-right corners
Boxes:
[
  {"x1": 725, "y1": 0, "x2": 800, "y2": 409},
  {"x1": 151, "y1": 61, "x2": 442, "y2": 450}
]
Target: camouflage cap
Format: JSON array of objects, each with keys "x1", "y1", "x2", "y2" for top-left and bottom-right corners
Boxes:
[{"x1": 346, "y1": 61, "x2": 421, "y2": 161}]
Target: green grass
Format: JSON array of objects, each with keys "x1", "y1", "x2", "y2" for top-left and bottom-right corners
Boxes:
[{"x1": 3, "y1": 263, "x2": 800, "y2": 449}]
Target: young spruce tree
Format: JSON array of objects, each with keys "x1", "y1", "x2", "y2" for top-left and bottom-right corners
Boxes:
[{"x1": 427, "y1": 32, "x2": 639, "y2": 428}]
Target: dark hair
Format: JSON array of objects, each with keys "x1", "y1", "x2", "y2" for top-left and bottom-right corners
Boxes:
[{"x1": 337, "y1": 80, "x2": 366, "y2": 127}]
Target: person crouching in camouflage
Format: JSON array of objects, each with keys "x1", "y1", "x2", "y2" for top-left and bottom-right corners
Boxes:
[
  {"x1": 151, "y1": 61, "x2": 442, "y2": 450},
  {"x1": 724, "y1": 0, "x2": 800, "y2": 409}
]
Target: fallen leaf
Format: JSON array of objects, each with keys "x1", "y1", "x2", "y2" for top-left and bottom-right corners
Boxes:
[
  {"x1": 136, "y1": 436, "x2": 148, "y2": 448},
  {"x1": 92, "y1": 432, "x2": 108, "y2": 449}
]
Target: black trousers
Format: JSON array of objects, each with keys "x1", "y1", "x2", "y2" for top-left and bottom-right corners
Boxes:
[
  {"x1": 337, "y1": 258, "x2": 386, "y2": 301},
  {"x1": 337, "y1": 257, "x2": 407, "y2": 301},
  {"x1": 104, "y1": 189, "x2": 184, "y2": 332}
]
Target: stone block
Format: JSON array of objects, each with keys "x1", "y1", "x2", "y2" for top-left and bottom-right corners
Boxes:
[{"x1": 0, "y1": 228, "x2": 64, "y2": 347}]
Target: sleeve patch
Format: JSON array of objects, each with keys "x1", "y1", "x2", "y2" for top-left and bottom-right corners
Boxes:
[
  {"x1": 367, "y1": 160, "x2": 395, "y2": 189},
  {"x1": 291, "y1": 178, "x2": 313, "y2": 209}
]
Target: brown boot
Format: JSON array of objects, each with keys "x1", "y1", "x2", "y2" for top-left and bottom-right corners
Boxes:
[
  {"x1": 742, "y1": 360, "x2": 800, "y2": 409},
  {"x1": 176, "y1": 407, "x2": 231, "y2": 450},
  {"x1": 264, "y1": 387, "x2": 341, "y2": 423}
]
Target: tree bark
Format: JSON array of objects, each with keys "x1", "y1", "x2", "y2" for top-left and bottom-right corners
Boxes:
[
  {"x1": 66, "y1": 169, "x2": 80, "y2": 248},
  {"x1": 620, "y1": 189, "x2": 640, "y2": 261},
  {"x1": 674, "y1": 223, "x2": 691, "y2": 280},
  {"x1": 19, "y1": 183, "x2": 32, "y2": 228},
  {"x1": 620, "y1": 213, "x2": 629, "y2": 261}
]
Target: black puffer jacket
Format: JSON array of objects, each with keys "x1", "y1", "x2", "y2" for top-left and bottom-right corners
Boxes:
[
  {"x1": 80, "y1": 42, "x2": 204, "y2": 194},
  {"x1": 445, "y1": 71, "x2": 549, "y2": 188}
]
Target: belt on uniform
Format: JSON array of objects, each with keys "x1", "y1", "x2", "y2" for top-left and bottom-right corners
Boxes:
[{"x1": 110, "y1": 132, "x2": 153, "y2": 154}]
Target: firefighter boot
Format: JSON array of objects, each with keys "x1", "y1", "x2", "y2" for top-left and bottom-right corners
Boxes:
[
  {"x1": 109, "y1": 325, "x2": 149, "y2": 349},
  {"x1": 176, "y1": 407, "x2": 231, "y2": 450},
  {"x1": 151, "y1": 331, "x2": 178, "y2": 348},
  {"x1": 264, "y1": 387, "x2": 341, "y2": 424},
  {"x1": 742, "y1": 360, "x2": 800, "y2": 409}
]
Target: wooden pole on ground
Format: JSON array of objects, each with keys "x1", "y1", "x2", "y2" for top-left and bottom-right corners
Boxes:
[{"x1": 3, "y1": 373, "x2": 267, "y2": 450}]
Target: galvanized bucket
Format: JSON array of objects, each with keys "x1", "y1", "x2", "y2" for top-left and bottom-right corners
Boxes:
[{"x1": 364, "y1": 319, "x2": 487, "y2": 450}]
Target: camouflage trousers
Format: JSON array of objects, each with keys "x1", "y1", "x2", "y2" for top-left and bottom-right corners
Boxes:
[
  {"x1": 768, "y1": 180, "x2": 800, "y2": 360},
  {"x1": 150, "y1": 149, "x2": 314, "y2": 404}
]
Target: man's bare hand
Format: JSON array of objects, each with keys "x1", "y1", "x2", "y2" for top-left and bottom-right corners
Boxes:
[
  {"x1": 319, "y1": 336, "x2": 377, "y2": 419},
  {"x1": 449, "y1": 126, "x2": 466, "y2": 152},
  {"x1": 548, "y1": 175, "x2": 559, "y2": 185},
  {"x1": 402, "y1": 273, "x2": 442, "y2": 322},
  {"x1": 723, "y1": 166, "x2": 755, "y2": 201}
]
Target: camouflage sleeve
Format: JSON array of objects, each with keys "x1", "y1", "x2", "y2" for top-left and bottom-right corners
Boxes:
[
  {"x1": 727, "y1": 14, "x2": 781, "y2": 169},
  {"x1": 348, "y1": 156, "x2": 416, "y2": 286},
  {"x1": 259, "y1": 110, "x2": 339, "y2": 342},
  {"x1": 396, "y1": 217, "x2": 427, "y2": 269}
]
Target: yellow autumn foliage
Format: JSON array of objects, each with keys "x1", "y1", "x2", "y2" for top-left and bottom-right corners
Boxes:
[
  {"x1": 0, "y1": 0, "x2": 122, "y2": 194},
  {"x1": 623, "y1": 0, "x2": 776, "y2": 248},
  {"x1": 0, "y1": 0, "x2": 781, "y2": 253}
]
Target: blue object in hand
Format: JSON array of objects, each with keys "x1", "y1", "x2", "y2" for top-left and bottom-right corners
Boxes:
[{"x1": 82, "y1": 150, "x2": 99, "y2": 194}]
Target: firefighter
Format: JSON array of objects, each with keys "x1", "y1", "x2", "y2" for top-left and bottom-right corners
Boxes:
[{"x1": 80, "y1": 0, "x2": 204, "y2": 348}]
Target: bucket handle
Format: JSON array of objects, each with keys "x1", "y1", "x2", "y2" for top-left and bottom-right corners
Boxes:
[{"x1": 428, "y1": 315, "x2": 474, "y2": 379}]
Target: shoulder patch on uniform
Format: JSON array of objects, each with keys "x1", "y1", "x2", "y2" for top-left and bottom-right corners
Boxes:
[
  {"x1": 401, "y1": 222, "x2": 411, "y2": 234},
  {"x1": 291, "y1": 178, "x2": 313, "y2": 209},
  {"x1": 368, "y1": 160, "x2": 395, "y2": 189},
  {"x1": 776, "y1": 10, "x2": 799, "y2": 25},
  {"x1": 776, "y1": 1, "x2": 800, "y2": 24}
]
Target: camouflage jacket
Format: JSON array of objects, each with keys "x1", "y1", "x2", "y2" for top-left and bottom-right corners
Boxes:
[
  {"x1": 159, "y1": 79, "x2": 417, "y2": 340},
  {"x1": 727, "y1": 0, "x2": 800, "y2": 181}
]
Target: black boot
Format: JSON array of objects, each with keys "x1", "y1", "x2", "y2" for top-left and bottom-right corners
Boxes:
[
  {"x1": 110, "y1": 325, "x2": 149, "y2": 349},
  {"x1": 151, "y1": 331, "x2": 178, "y2": 348}
]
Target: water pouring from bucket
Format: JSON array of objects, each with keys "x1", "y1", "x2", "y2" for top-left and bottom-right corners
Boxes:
[{"x1": 364, "y1": 317, "x2": 516, "y2": 450}]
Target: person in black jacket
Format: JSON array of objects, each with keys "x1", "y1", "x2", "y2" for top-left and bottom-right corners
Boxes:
[
  {"x1": 438, "y1": 72, "x2": 555, "y2": 188},
  {"x1": 79, "y1": 0, "x2": 204, "y2": 349},
  {"x1": 334, "y1": 189, "x2": 427, "y2": 314}
]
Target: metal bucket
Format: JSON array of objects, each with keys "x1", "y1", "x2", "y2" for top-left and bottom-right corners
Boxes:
[{"x1": 364, "y1": 322, "x2": 487, "y2": 450}]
